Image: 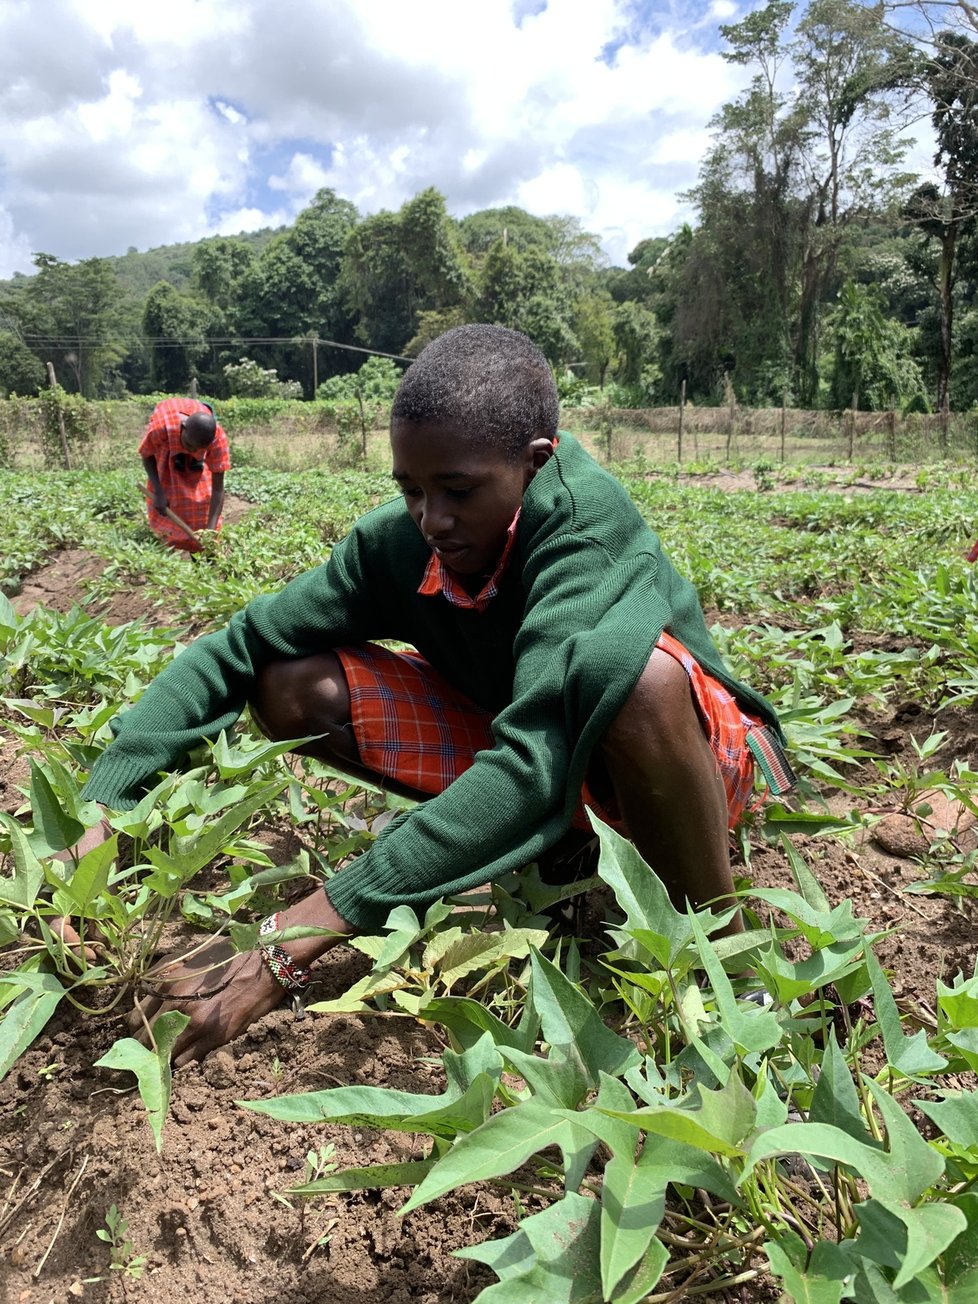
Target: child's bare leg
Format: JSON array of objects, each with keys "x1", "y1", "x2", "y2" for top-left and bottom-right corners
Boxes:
[
  {"x1": 598, "y1": 647, "x2": 742, "y2": 933},
  {"x1": 250, "y1": 653, "x2": 429, "y2": 801}
]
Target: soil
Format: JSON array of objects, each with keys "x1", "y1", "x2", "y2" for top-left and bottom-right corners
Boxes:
[{"x1": 2, "y1": 485, "x2": 977, "y2": 1304}]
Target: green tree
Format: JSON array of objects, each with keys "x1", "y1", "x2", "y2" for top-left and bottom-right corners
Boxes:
[
  {"x1": 5, "y1": 254, "x2": 125, "y2": 396},
  {"x1": 682, "y1": 0, "x2": 915, "y2": 405},
  {"x1": 905, "y1": 30, "x2": 978, "y2": 413},
  {"x1": 340, "y1": 188, "x2": 471, "y2": 355},
  {"x1": 236, "y1": 188, "x2": 360, "y2": 394},
  {"x1": 142, "y1": 281, "x2": 208, "y2": 392},
  {"x1": 476, "y1": 240, "x2": 576, "y2": 365},
  {"x1": 0, "y1": 330, "x2": 45, "y2": 395},
  {"x1": 573, "y1": 292, "x2": 616, "y2": 387},
  {"x1": 829, "y1": 279, "x2": 923, "y2": 408},
  {"x1": 613, "y1": 300, "x2": 661, "y2": 393},
  {"x1": 191, "y1": 236, "x2": 256, "y2": 311}
]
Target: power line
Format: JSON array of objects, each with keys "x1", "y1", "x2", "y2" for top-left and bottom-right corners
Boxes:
[{"x1": 16, "y1": 333, "x2": 414, "y2": 363}]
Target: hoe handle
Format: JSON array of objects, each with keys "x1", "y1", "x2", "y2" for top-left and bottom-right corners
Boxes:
[{"x1": 139, "y1": 486, "x2": 199, "y2": 543}]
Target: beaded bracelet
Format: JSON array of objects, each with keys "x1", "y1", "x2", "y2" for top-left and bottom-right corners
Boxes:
[{"x1": 258, "y1": 912, "x2": 313, "y2": 1015}]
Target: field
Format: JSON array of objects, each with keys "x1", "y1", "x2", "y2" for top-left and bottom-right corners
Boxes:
[{"x1": 2, "y1": 451, "x2": 978, "y2": 1304}]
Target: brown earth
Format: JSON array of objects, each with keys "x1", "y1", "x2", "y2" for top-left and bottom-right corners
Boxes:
[{"x1": 2, "y1": 505, "x2": 977, "y2": 1303}]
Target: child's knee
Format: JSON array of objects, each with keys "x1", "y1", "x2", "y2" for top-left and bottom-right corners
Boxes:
[
  {"x1": 602, "y1": 648, "x2": 701, "y2": 765},
  {"x1": 251, "y1": 652, "x2": 351, "y2": 739}
]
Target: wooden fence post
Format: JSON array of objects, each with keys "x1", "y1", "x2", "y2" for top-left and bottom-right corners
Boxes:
[
  {"x1": 724, "y1": 371, "x2": 735, "y2": 459},
  {"x1": 45, "y1": 361, "x2": 72, "y2": 469},
  {"x1": 677, "y1": 378, "x2": 686, "y2": 463},
  {"x1": 780, "y1": 393, "x2": 787, "y2": 462},
  {"x1": 888, "y1": 409, "x2": 897, "y2": 461}
]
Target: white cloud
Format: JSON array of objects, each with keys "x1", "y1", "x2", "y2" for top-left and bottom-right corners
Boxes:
[{"x1": 0, "y1": 0, "x2": 752, "y2": 273}]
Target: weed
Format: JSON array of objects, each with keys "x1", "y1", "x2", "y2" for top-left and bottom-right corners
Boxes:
[{"x1": 96, "y1": 1204, "x2": 147, "y2": 1279}]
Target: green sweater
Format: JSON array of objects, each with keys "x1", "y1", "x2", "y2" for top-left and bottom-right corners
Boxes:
[{"x1": 83, "y1": 434, "x2": 782, "y2": 931}]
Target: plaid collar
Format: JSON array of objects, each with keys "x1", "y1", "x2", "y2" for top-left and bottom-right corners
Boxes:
[{"x1": 417, "y1": 509, "x2": 521, "y2": 613}]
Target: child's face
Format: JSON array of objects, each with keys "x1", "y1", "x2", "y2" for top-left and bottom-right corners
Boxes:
[{"x1": 391, "y1": 419, "x2": 553, "y2": 578}]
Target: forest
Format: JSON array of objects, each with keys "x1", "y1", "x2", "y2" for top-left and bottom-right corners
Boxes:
[{"x1": 0, "y1": 0, "x2": 976, "y2": 418}]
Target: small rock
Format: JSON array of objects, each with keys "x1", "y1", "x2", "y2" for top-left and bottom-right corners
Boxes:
[
  {"x1": 202, "y1": 1050, "x2": 236, "y2": 1089},
  {"x1": 871, "y1": 815, "x2": 929, "y2": 859}
]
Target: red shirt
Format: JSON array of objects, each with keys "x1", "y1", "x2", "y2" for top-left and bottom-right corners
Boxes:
[{"x1": 139, "y1": 398, "x2": 230, "y2": 545}]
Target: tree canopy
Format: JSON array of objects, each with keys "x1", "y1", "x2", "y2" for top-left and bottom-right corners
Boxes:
[{"x1": 0, "y1": 0, "x2": 972, "y2": 424}]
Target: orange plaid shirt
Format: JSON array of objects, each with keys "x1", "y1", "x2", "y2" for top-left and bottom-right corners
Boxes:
[{"x1": 139, "y1": 398, "x2": 230, "y2": 547}]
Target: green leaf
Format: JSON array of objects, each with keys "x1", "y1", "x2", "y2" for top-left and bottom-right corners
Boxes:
[
  {"x1": 600, "y1": 1072, "x2": 757, "y2": 1158},
  {"x1": 754, "y1": 936, "x2": 869, "y2": 1004},
  {"x1": 0, "y1": 968, "x2": 64, "y2": 1081},
  {"x1": 688, "y1": 908, "x2": 781, "y2": 1055},
  {"x1": 239, "y1": 1074, "x2": 495, "y2": 1139},
  {"x1": 0, "y1": 813, "x2": 45, "y2": 909},
  {"x1": 918, "y1": 1089, "x2": 978, "y2": 1149},
  {"x1": 765, "y1": 1230, "x2": 853, "y2": 1304},
  {"x1": 809, "y1": 1030, "x2": 878, "y2": 1146},
  {"x1": 748, "y1": 887, "x2": 867, "y2": 946},
  {"x1": 209, "y1": 731, "x2": 303, "y2": 777},
  {"x1": 937, "y1": 970, "x2": 978, "y2": 1031},
  {"x1": 591, "y1": 812, "x2": 695, "y2": 965},
  {"x1": 504, "y1": 1045, "x2": 589, "y2": 1110},
  {"x1": 866, "y1": 948, "x2": 947, "y2": 1078},
  {"x1": 858, "y1": 1198, "x2": 966, "y2": 1292},
  {"x1": 610, "y1": 1238, "x2": 669, "y2": 1304},
  {"x1": 51, "y1": 834, "x2": 118, "y2": 919},
  {"x1": 93, "y1": 1011, "x2": 189, "y2": 1152},
  {"x1": 420, "y1": 995, "x2": 539, "y2": 1054},
  {"x1": 27, "y1": 758, "x2": 84, "y2": 854},
  {"x1": 781, "y1": 834, "x2": 831, "y2": 912},
  {"x1": 429, "y1": 928, "x2": 548, "y2": 989},
  {"x1": 304, "y1": 969, "x2": 410, "y2": 1014},
  {"x1": 400, "y1": 1097, "x2": 597, "y2": 1213},
  {"x1": 529, "y1": 948, "x2": 640, "y2": 1087},
  {"x1": 454, "y1": 1192, "x2": 601, "y2": 1303},
  {"x1": 143, "y1": 779, "x2": 287, "y2": 892},
  {"x1": 589, "y1": 1076, "x2": 666, "y2": 1300}
]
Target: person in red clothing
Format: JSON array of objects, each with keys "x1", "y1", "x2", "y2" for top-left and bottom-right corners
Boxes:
[{"x1": 140, "y1": 398, "x2": 231, "y2": 551}]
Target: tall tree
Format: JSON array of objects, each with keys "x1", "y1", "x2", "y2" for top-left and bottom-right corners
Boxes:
[
  {"x1": 340, "y1": 188, "x2": 471, "y2": 356},
  {"x1": 682, "y1": 0, "x2": 915, "y2": 404},
  {"x1": 236, "y1": 188, "x2": 359, "y2": 393},
  {"x1": 475, "y1": 240, "x2": 576, "y2": 365},
  {"x1": 142, "y1": 281, "x2": 209, "y2": 392},
  {"x1": 3, "y1": 254, "x2": 125, "y2": 395},
  {"x1": 904, "y1": 30, "x2": 978, "y2": 412}
]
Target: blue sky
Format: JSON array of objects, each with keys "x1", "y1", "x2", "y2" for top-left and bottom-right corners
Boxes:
[{"x1": 0, "y1": 0, "x2": 801, "y2": 277}]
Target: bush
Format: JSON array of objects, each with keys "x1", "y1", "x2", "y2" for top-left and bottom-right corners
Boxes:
[
  {"x1": 316, "y1": 356, "x2": 403, "y2": 405},
  {"x1": 224, "y1": 357, "x2": 303, "y2": 400},
  {"x1": 37, "y1": 386, "x2": 100, "y2": 468}
]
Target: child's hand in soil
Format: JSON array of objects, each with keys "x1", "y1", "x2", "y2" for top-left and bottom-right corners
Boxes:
[
  {"x1": 129, "y1": 942, "x2": 286, "y2": 1068},
  {"x1": 128, "y1": 889, "x2": 355, "y2": 1066}
]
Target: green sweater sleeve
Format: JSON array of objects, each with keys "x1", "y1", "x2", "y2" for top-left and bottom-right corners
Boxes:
[
  {"x1": 326, "y1": 528, "x2": 665, "y2": 931},
  {"x1": 82, "y1": 532, "x2": 376, "y2": 809}
]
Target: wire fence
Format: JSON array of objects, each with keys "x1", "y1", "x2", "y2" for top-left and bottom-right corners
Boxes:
[
  {"x1": 2, "y1": 394, "x2": 976, "y2": 472},
  {"x1": 562, "y1": 404, "x2": 978, "y2": 465}
]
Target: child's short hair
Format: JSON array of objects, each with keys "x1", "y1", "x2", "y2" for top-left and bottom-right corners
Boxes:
[
  {"x1": 183, "y1": 412, "x2": 217, "y2": 444},
  {"x1": 391, "y1": 324, "x2": 559, "y2": 458}
]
